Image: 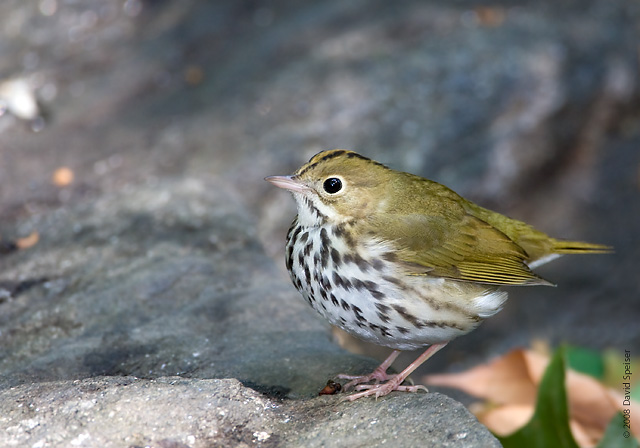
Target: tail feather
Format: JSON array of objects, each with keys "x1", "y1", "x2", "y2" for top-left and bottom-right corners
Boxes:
[{"x1": 551, "y1": 239, "x2": 613, "y2": 254}]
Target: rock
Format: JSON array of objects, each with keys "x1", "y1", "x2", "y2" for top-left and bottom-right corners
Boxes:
[
  {"x1": 0, "y1": 377, "x2": 274, "y2": 448},
  {"x1": 0, "y1": 376, "x2": 499, "y2": 447},
  {"x1": 0, "y1": 179, "x2": 358, "y2": 394},
  {"x1": 280, "y1": 392, "x2": 500, "y2": 447}
]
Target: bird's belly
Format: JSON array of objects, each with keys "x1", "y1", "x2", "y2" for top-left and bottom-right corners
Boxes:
[{"x1": 286, "y1": 224, "x2": 508, "y2": 351}]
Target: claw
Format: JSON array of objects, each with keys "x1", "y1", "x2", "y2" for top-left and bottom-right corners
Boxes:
[
  {"x1": 335, "y1": 343, "x2": 448, "y2": 401},
  {"x1": 335, "y1": 350, "x2": 401, "y2": 391}
]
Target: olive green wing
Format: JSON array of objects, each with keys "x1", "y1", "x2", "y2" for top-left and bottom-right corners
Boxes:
[{"x1": 369, "y1": 212, "x2": 552, "y2": 286}]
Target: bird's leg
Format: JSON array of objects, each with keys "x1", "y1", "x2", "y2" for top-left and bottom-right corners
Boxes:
[
  {"x1": 336, "y1": 350, "x2": 401, "y2": 391},
  {"x1": 346, "y1": 342, "x2": 448, "y2": 401}
]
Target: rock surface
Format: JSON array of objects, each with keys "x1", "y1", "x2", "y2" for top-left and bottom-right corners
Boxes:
[
  {"x1": 0, "y1": 0, "x2": 637, "y2": 446},
  {"x1": 0, "y1": 377, "x2": 499, "y2": 448}
]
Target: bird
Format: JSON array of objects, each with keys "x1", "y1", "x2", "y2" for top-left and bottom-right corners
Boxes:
[{"x1": 265, "y1": 149, "x2": 611, "y2": 400}]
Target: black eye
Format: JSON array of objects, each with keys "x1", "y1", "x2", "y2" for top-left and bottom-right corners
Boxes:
[{"x1": 323, "y1": 177, "x2": 342, "y2": 194}]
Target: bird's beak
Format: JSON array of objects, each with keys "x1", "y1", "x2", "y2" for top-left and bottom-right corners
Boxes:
[{"x1": 265, "y1": 175, "x2": 310, "y2": 192}]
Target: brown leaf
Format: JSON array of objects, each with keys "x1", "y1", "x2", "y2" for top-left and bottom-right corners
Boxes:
[
  {"x1": 475, "y1": 404, "x2": 534, "y2": 436},
  {"x1": 52, "y1": 167, "x2": 74, "y2": 186},
  {"x1": 424, "y1": 348, "x2": 538, "y2": 405},
  {"x1": 423, "y1": 348, "x2": 640, "y2": 446},
  {"x1": 16, "y1": 232, "x2": 39, "y2": 249}
]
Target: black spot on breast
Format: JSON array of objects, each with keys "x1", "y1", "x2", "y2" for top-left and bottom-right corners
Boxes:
[
  {"x1": 286, "y1": 224, "x2": 294, "y2": 240},
  {"x1": 321, "y1": 275, "x2": 332, "y2": 291},
  {"x1": 303, "y1": 197, "x2": 327, "y2": 221},
  {"x1": 417, "y1": 320, "x2": 464, "y2": 331},
  {"x1": 332, "y1": 272, "x2": 352, "y2": 290},
  {"x1": 304, "y1": 266, "x2": 311, "y2": 284},
  {"x1": 330, "y1": 248, "x2": 341, "y2": 266},
  {"x1": 303, "y1": 241, "x2": 313, "y2": 257},
  {"x1": 343, "y1": 252, "x2": 368, "y2": 271},
  {"x1": 290, "y1": 225, "x2": 302, "y2": 243},
  {"x1": 341, "y1": 300, "x2": 351, "y2": 311},
  {"x1": 334, "y1": 223, "x2": 356, "y2": 248},
  {"x1": 377, "y1": 311, "x2": 390, "y2": 324},
  {"x1": 320, "y1": 228, "x2": 330, "y2": 246},
  {"x1": 396, "y1": 326, "x2": 409, "y2": 335},
  {"x1": 371, "y1": 290, "x2": 385, "y2": 301},
  {"x1": 299, "y1": 231, "x2": 309, "y2": 244},
  {"x1": 393, "y1": 304, "x2": 424, "y2": 328},
  {"x1": 320, "y1": 246, "x2": 329, "y2": 269},
  {"x1": 352, "y1": 278, "x2": 366, "y2": 291},
  {"x1": 330, "y1": 294, "x2": 339, "y2": 307},
  {"x1": 286, "y1": 246, "x2": 294, "y2": 271},
  {"x1": 353, "y1": 253, "x2": 369, "y2": 272},
  {"x1": 375, "y1": 303, "x2": 391, "y2": 314},
  {"x1": 364, "y1": 280, "x2": 378, "y2": 290},
  {"x1": 372, "y1": 258, "x2": 385, "y2": 271},
  {"x1": 352, "y1": 306, "x2": 365, "y2": 322}
]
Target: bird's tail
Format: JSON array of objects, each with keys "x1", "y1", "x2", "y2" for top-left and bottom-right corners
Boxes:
[{"x1": 551, "y1": 239, "x2": 613, "y2": 254}]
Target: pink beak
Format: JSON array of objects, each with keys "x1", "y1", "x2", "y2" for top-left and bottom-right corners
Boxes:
[{"x1": 265, "y1": 175, "x2": 310, "y2": 192}]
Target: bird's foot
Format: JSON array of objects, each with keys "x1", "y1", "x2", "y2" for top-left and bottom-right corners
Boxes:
[
  {"x1": 339, "y1": 343, "x2": 448, "y2": 401},
  {"x1": 335, "y1": 349, "x2": 402, "y2": 391},
  {"x1": 346, "y1": 378, "x2": 428, "y2": 401},
  {"x1": 336, "y1": 370, "x2": 398, "y2": 391}
]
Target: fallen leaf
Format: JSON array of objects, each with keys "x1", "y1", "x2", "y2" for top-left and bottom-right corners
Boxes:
[
  {"x1": 474, "y1": 7, "x2": 506, "y2": 27},
  {"x1": 184, "y1": 65, "x2": 204, "y2": 85},
  {"x1": 476, "y1": 404, "x2": 535, "y2": 436},
  {"x1": 424, "y1": 348, "x2": 538, "y2": 405},
  {"x1": 52, "y1": 167, "x2": 74, "y2": 186},
  {"x1": 16, "y1": 232, "x2": 39, "y2": 249}
]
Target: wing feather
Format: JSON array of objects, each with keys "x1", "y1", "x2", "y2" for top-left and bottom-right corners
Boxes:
[{"x1": 368, "y1": 212, "x2": 551, "y2": 286}]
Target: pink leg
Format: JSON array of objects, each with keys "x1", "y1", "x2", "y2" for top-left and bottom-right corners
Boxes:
[
  {"x1": 336, "y1": 350, "x2": 401, "y2": 391},
  {"x1": 346, "y1": 342, "x2": 448, "y2": 401}
]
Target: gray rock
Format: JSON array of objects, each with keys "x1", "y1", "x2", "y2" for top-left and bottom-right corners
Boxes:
[
  {"x1": 0, "y1": 377, "x2": 499, "y2": 448},
  {"x1": 0, "y1": 377, "x2": 274, "y2": 448}
]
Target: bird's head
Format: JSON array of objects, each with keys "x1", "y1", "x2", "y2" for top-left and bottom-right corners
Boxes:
[{"x1": 266, "y1": 149, "x2": 391, "y2": 226}]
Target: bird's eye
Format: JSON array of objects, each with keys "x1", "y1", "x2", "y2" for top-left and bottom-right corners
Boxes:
[{"x1": 323, "y1": 177, "x2": 342, "y2": 194}]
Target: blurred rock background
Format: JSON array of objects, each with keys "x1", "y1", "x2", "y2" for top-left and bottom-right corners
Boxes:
[{"x1": 0, "y1": 0, "x2": 638, "y2": 446}]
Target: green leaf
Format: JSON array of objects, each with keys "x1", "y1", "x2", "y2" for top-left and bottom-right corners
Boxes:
[
  {"x1": 498, "y1": 346, "x2": 579, "y2": 448},
  {"x1": 565, "y1": 345, "x2": 604, "y2": 380},
  {"x1": 596, "y1": 412, "x2": 639, "y2": 448}
]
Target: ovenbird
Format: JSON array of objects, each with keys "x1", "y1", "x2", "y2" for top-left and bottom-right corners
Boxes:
[{"x1": 266, "y1": 149, "x2": 610, "y2": 400}]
